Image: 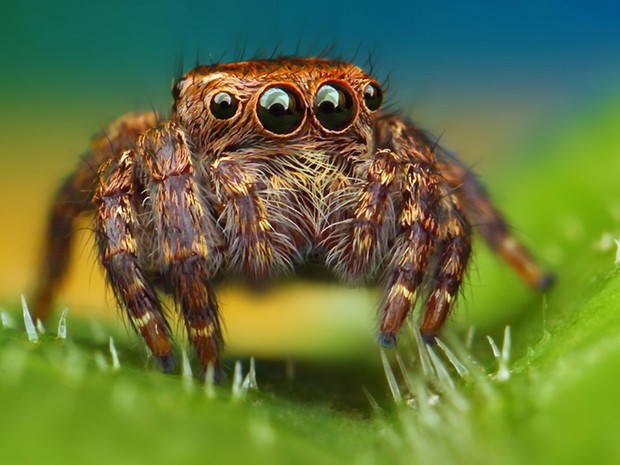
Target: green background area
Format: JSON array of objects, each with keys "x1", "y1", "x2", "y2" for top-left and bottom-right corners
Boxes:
[{"x1": 1, "y1": 1, "x2": 619, "y2": 464}]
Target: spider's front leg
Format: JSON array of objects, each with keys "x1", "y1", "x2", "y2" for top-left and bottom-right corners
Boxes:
[
  {"x1": 210, "y1": 155, "x2": 297, "y2": 280},
  {"x1": 94, "y1": 151, "x2": 175, "y2": 371},
  {"x1": 137, "y1": 123, "x2": 225, "y2": 379},
  {"x1": 323, "y1": 143, "x2": 456, "y2": 345},
  {"x1": 377, "y1": 157, "x2": 453, "y2": 346},
  {"x1": 324, "y1": 148, "x2": 399, "y2": 279},
  {"x1": 417, "y1": 192, "x2": 471, "y2": 341}
]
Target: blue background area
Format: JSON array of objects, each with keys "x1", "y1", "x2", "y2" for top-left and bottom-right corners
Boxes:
[
  {"x1": 3, "y1": 0, "x2": 619, "y2": 109},
  {"x1": 1, "y1": 0, "x2": 618, "y2": 171}
]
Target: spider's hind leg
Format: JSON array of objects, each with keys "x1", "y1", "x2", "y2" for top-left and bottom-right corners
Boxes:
[
  {"x1": 32, "y1": 165, "x2": 93, "y2": 322},
  {"x1": 434, "y1": 147, "x2": 553, "y2": 290},
  {"x1": 32, "y1": 111, "x2": 161, "y2": 322}
]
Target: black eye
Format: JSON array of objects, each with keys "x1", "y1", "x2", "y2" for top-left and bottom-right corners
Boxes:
[
  {"x1": 363, "y1": 82, "x2": 383, "y2": 111},
  {"x1": 257, "y1": 86, "x2": 304, "y2": 135},
  {"x1": 210, "y1": 91, "x2": 239, "y2": 120},
  {"x1": 313, "y1": 82, "x2": 356, "y2": 131}
]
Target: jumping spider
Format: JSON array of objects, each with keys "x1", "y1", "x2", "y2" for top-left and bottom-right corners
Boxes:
[{"x1": 33, "y1": 58, "x2": 552, "y2": 379}]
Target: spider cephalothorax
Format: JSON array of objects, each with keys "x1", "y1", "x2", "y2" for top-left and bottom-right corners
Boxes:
[{"x1": 33, "y1": 57, "x2": 552, "y2": 378}]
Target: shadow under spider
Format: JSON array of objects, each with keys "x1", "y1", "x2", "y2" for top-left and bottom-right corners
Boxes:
[{"x1": 246, "y1": 357, "x2": 392, "y2": 417}]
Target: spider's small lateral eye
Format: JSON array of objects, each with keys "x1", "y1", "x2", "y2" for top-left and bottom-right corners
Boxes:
[
  {"x1": 210, "y1": 91, "x2": 239, "y2": 120},
  {"x1": 363, "y1": 82, "x2": 383, "y2": 111},
  {"x1": 257, "y1": 85, "x2": 305, "y2": 135},
  {"x1": 313, "y1": 82, "x2": 356, "y2": 131}
]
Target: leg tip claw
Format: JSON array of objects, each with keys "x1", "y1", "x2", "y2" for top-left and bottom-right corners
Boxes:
[
  {"x1": 420, "y1": 330, "x2": 437, "y2": 346},
  {"x1": 537, "y1": 273, "x2": 556, "y2": 291},
  {"x1": 378, "y1": 332, "x2": 397, "y2": 348},
  {"x1": 156, "y1": 353, "x2": 177, "y2": 374}
]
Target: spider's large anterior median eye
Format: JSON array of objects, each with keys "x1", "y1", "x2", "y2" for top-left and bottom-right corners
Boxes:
[
  {"x1": 313, "y1": 82, "x2": 356, "y2": 131},
  {"x1": 210, "y1": 91, "x2": 239, "y2": 120},
  {"x1": 363, "y1": 82, "x2": 383, "y2": 111},
  {"x1": 257, "y1": 86, "x2": 305, "y2": 135}
]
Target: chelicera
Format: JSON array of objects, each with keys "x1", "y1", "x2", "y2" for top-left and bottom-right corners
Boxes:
[{"x1": 32, "y1": 58, "x2": 552, "y2": 379}]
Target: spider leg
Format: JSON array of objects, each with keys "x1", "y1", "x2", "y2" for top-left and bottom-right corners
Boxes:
[
  {"x1": 32, "y1": 162, "x2": 94, "y2": 322},
  {"x1": 441, "y1": 153, "x2": 552, "y2": 289},
  {"x1": 375, "y1": 118, "x2": 474, "y2": 345},
  {"x1": 410, "y1": 125, "x2": 553, "y2": 290},
  {"x1": 137, "y1": 123, "x2": 224, "y2": 379},
  {"x1": 378, "y1": 159, "x2": 442, "y2": 347},
  {"x1": 210, "y1": 155, "x2": 296, "y2": 281},
  {"x1": 324, "y1": 148, "x2": 399, "y2": 281},
  {"x1": 32, "y1": 112, "x2": 161, "y2": 321},
  {"x1": 418, "y1": 194, "x2": 472, "y2": 342},
  {"x1": 94, "y1": 150, "x2": 175, "y2": 372}
]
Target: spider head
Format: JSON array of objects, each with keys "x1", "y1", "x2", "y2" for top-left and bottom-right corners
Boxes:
[{"x1": 171, "y1": 58, "x2": 384, "y2": 157}]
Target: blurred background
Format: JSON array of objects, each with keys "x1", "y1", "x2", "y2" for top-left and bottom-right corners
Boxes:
[{"x1": 1, "y1": 0, "x2": 618, "y2": 358}]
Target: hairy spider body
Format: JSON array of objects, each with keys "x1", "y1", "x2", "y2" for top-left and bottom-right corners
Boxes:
[{"x1": 33, "y1": 58, "x2": 552, "y2": 378}]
